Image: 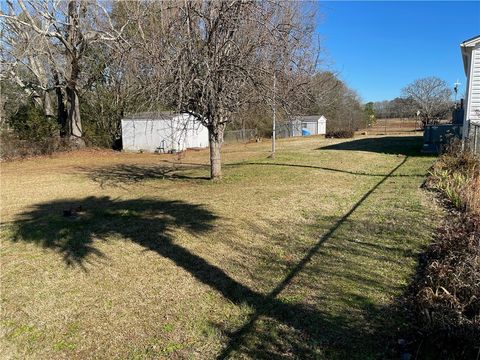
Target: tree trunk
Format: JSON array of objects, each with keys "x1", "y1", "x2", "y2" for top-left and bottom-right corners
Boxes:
[
  {"x1": 65, "y1": 0, "x2": 84, "y2": 148},
  {"x1": 54, "y1": 73, "x2": 68, "y2": 137},
  {"x1": 56, "y1": 89, "x2": 68, "y2": 137},
  {"x1": 67, "y1": 86, "x2": 85, "y2": 147},
  {"x1": 43, "y1": 92, "x2": 54, "y2": 118},
  {"x1": 208, "y1": 127, "x2": 223, "y2": 180}
]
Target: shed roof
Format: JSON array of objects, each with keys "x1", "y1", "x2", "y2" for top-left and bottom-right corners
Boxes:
[
  {"x1": 294, "y1": 115, "x2": 324, "y2": 123},
  {"x1": 123, "y1": 111, "x2": 181, "y2": 120}
]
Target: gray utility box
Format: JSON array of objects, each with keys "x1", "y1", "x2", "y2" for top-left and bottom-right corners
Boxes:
[{"x1": 422, "y1": 124, "x2": 462, "y2": 154}]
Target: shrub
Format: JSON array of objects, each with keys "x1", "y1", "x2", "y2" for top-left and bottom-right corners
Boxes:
[
  {"x1": 0, "y1": 102, "x2": 73, "y2": 160},
  {"x1": 408, "y1": 145, "x2": 480, "y2": 358},
  {"x1": 464, "y1": 175, "x2": 480, "y2": 216},
  {"x1": 412, "y1": 213, "x2": 480, "y2": 358},
  {"x1": 0, "y1": 130, "x2": 70, "y2": 161},
  {"x1": 80, "y1": 91, "x2": 129, "y2": 149},
  {"x1": 8, "y1": 103, "x2": 59, "y2": 142},
  {"x1": 427, "y1": 144, "x2": 479, "y2": 215},
  {"x1": 325, "y1": 129, "x2": 355, "y2": 138}
]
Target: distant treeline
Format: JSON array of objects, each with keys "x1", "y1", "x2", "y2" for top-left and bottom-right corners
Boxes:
[
  {"x1": 372, "y1": 98, "x2": 418, "y2": 119},
  {"x1": 229, "y1": 71, "x2": 368, "y2": 137},
  {"x1": 373, "y1": 77, "x2": 454, "y2": 124}
]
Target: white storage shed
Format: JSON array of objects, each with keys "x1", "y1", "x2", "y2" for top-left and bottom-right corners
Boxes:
[
  {"x1": 277, "y1": 115, "x2": 328, "y2": 138},
  {"x1": 295, "y1": 115, "x2": 327, "y2": 135},
  {"x1": 121, "y1": 112, "x2": 209, "y2": 153}
]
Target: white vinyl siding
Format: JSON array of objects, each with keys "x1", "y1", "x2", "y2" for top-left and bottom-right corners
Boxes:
[{"x1": 468, "y1": 48, "x2": 480, "y2": 123}]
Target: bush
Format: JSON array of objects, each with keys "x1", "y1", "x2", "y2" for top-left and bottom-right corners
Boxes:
[
  {"x1": 408, "y1": 145, "x2": 480, "y2": 358},
  {"x1": 427, "y1": 144, "x2": 479, "y2": 214},
  {"x1": 412, "y1": 213, "x2": 480, "y2": 358},
  {"x1": 80, "y1": 91, "x2": 125, "y2": 149},
  {"x1": 0, "y1": 102, "x2": 72, "y2": 160},
  {"x1": 325, "y1": 129, "x2": 355, "y2": 138},
  {"x1": 8, "y1": 103, "x2": 59, "y2": 142},
  {"x1": 0, "y1": 131, "x2": 70, "y2": 161}
]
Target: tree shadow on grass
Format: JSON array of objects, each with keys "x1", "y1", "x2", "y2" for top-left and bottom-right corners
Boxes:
[
  {"x1": 79, "y1": 164, "x2": 210, "y2": 188},
  {"x1": 9, "y1": 158, "x2": 410, "y2": 358},
  {"x1": 80, "y1": 160, "x2": 423, "y2": 189},
  {"x1": 10, "y1": 197, "x2": 218, "y2": 268},
  {"x1": 319, "y1": 136, "x2": 425, "y2": 156},
  {"x1": 236, "y1": 161, "x2": 426, "y2": 178}
]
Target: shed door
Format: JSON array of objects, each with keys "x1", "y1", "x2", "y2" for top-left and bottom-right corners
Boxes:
[{"x1": 318, "y1": 120, "x2": 326, "y2": 134}]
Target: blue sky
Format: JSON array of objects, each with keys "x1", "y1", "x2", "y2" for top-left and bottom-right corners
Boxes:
[{"x1": 317, "y1": 1, "x2": 480, "y2": 102}]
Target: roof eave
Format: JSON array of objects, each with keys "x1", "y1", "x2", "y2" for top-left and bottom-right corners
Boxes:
[
  {"x1": 461, "y1": 34, "x2": 480, "y2": 48},
  {"x1": 460, "y1": 35, "x2": 480, "y2": 76}
]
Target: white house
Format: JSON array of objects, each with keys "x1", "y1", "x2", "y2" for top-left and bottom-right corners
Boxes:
[
  {"x1": 121, "y1": 112, "x2": 209, "y2": 153},
  {"x1": 461, "y1": 35, "x2": 480, "y2": 142}
]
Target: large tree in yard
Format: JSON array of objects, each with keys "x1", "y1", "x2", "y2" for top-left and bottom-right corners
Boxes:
[
  {"x1": 401, "y1": 77, "x2": 452, "y2": 127},
  {"x1": 134, "y1": 0, "x2": 317, "y2": 179},
  {"x1": 1, "y1": 0, "x2": 125, "y2": 146}
]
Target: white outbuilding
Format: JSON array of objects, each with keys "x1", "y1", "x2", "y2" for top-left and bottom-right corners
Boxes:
[
  {"x1": 121, "y1": 112, "x2": 209, "y2": 153},
  {"x1": 277, "y1": 115, "x2": 327, "y2": 138},
  {"x1": 298, "y1": 115, "x2": 327, "y2": 135},
  {"x1": 461, "y1": 35, "x2": 480, "y2": 142}
]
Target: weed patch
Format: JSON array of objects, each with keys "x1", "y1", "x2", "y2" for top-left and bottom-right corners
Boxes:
[{"x1": 408, "y1": 146, "x2": 480, "y2": 358}]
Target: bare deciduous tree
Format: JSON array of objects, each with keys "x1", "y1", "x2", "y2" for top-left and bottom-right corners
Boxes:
[
  {"x1": 401, "y1": 77, "x2": 452, "y2": 126},
  {"x1": 1, "y1": 0, "x2": 126, "y2": 146},
  {"x1": 304, "y1": 71, "x2": 366, "y2": 132},
  {"x1": 131, "y1": 0, "x2": 317, "y2": 179},
  {"x1": 0, "y1": 6, "x2": 54, "y2": 118}
]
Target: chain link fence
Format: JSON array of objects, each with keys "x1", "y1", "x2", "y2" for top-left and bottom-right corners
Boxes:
[{"x1": 223, "y1": 129, "x2": 258, "y2": 143}]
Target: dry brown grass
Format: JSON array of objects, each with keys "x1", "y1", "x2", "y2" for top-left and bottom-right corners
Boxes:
[
  {"x1": 428, "y1": 145, "x2": 480, "y2": 215},
  {"x1": 1, "y1": 134, "x2": 440, "y2": 359},
  {"x1": 464, "y1": 175, "x2": 480, "y2": 215},
  {"x1": 411, "y1": 147, "x2": 480, "y2": 357},
  {"x1": 364, "y1": 118, "x2": 420, "y2": 135}
]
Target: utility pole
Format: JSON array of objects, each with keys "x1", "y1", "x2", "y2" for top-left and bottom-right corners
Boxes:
[
  {"x1": 415, "y1": 110, "x2": 420, "y2": 132},
  {"x1": 271, "y1": 70, "x2": 276, "y2": 158},
  {"x1": 454, "y1": 79, "x2": 461, "y2": 104}
]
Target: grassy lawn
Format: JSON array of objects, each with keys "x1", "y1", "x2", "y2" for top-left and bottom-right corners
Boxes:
[{"x1": 0, "y1": 135, "x2": 440, "y2": 359}]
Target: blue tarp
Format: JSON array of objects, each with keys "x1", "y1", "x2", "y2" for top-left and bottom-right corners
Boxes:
[{"x1": 302, "y1": 128, "x2": 311, "y2": 136}]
